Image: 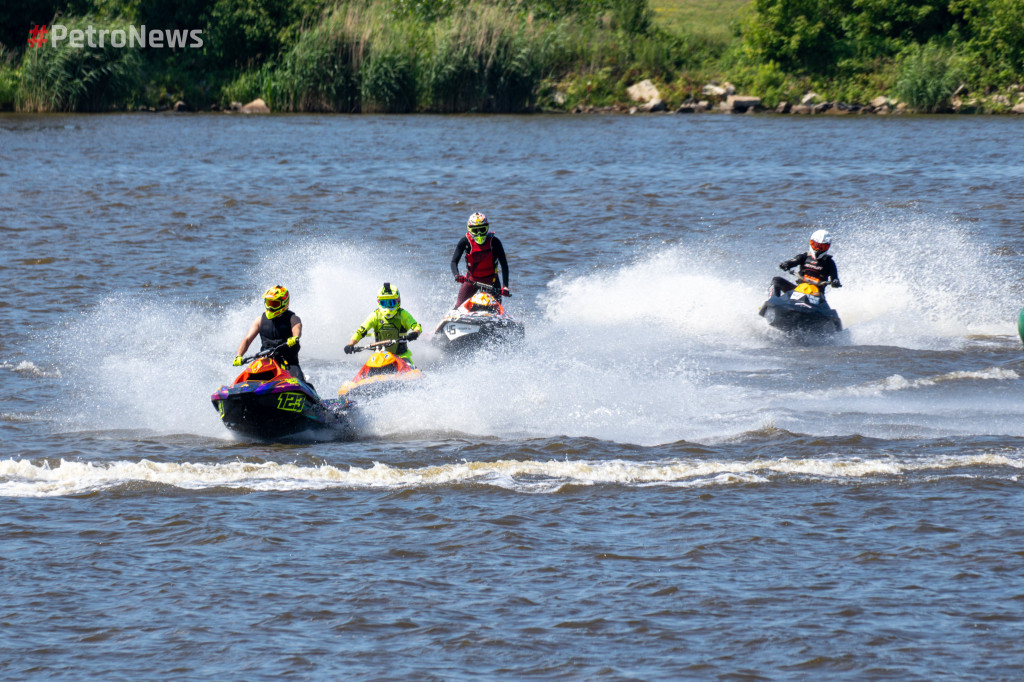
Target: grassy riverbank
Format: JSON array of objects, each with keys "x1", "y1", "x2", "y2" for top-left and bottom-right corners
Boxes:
[{"x1": 1, "y1": 0, "x2": 1023, "y2": 113}]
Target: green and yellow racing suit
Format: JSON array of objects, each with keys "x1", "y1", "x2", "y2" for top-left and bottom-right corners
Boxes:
[{"x1": 348, "y1": 308, "x2": 422, "y2": 360}]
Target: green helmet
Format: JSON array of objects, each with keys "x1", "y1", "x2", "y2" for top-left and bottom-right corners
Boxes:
[{"x1": 377, "y1": 282, "x2": 400, "y2": 319}]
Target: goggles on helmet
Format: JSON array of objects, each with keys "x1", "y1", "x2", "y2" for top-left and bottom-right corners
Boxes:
[
  {"x1": 810, "y1": 240, "x2": 830, "y2": 253},
  {"x1": 469, "y1": 225, "x2": 488, "y2": 236},
  {"x1": 265, "y1": 298, "x2": 286, "y2": 311},
  {"x1": 378, "y1": 297, "x2": 399, "y2": 309}
]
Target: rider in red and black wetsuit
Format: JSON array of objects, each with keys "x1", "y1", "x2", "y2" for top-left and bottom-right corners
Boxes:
[
  {"x1": 769, "y1": 229, "x2": 842, "y2": 297},
  {"x1": 450, "y1": 212, "x2": 510, "y2": 307}
]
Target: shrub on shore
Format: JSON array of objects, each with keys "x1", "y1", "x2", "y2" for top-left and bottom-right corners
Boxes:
[{"x1": 4, "y1": 0, "x2": 1024, "y2": 113}]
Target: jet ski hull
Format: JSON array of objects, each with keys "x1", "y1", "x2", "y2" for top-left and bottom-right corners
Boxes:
[
  {"x1": 338, "y1": 350, "x2": 422, "y2": 400},
  {"x1": 432, "y1": 315, "x2": 525, "y2": 355},
  {"x1": 212, "y1": 382, "x2": 354, "y2": 441},
  {"x1": 760, "y1": 294, "x2": 842, "y2": 334}
]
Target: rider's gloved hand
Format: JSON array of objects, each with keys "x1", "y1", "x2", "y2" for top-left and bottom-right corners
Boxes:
[
  {"x1": 286, "y1": 336, "x2": 299, "y2": 347},
  {"x1": 344, "y1": 344, "x2": 355, "y2": 355},
  {"x1": 233, "y1": 356, "x2": 244, "y2": 366},
  {"x1": 500, "y1": 287, "x2": 511, "y2": 297},
  {"x1": 779, "y1": 262, "x2": 789, "y2": 270},
  {"x1": 455, "y1": 275, "x2": 467, "y2": 284},
  {"x1": 831, "y1": 280, "x2": 842, "y2": 288},
  {"x1": 405, "y1": 331, "x2": 419, "y2": 341}
]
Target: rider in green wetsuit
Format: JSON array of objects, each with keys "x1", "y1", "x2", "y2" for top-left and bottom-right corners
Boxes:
[{"x1": 344, "y1": 283, "x2": 422, "y2": 361}]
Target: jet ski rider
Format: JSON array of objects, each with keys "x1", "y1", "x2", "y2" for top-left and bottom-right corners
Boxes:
[
  {"x1": 769, "y1": 229, "x2": 843, "y2": 298},
  {"x1": 233, "y1": 285, "x2": 306, "y2": 382},
  {"x1": 344, "y1": 283, "x2": 422, "y2": 361},
  {"x1": 451, "y1": 212, "x2": 511, "y2": 307}
]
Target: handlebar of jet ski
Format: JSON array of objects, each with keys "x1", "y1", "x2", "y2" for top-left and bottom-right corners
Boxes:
[
  {"x1": 241, "y1": 342, "x2": 290, "y2": 364},
  {"x1": 472, "y1": 282, "x2": 499, "y2": 295},
  {"x1": 796, "y1": 277, "x2": 838, "y2": 288},
  {"x1": 351, "y1": 335, "x2": 417, "y2": 353}
]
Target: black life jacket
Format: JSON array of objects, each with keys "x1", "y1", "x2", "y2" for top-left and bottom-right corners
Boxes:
[
  {"x1": 800, "y1": 253, "x2": 833, "y2": 282},
  {"x1": 259, "y1": 311, "x2": 300, "y2": 366}
]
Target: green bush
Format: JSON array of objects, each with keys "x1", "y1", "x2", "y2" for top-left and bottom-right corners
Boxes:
[
  {"x1": 221, "y1": 63, "x2": 275, "y2": 104},
  {"x1": 958, "y1": 0, "x2": 1024, "y2": 85}
]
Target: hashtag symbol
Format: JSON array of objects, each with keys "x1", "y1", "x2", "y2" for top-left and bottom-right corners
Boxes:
[{"x1": 28, "y1": 25, "x2": 49, "y2": 48}]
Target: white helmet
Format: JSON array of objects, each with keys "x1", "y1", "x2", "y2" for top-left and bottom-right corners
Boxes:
[{"x1": 809, "y1": 229, "x2": 831, "y2": 256}]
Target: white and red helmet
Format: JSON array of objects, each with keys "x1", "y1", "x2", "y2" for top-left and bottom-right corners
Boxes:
[{"x1": 809, "y1": 229, "x2": 831, "y2": 257}]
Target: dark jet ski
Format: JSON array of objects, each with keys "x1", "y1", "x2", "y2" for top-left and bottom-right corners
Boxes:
[
  {"x1": 431, "y1": 283, "x2": 525, "y2": 356},
  {"x1": 759, "y1": 274, "x2": 842, "y2": 334},
  {"x1": 211, "y1": 344, "x2": 354, "y2": 441}
]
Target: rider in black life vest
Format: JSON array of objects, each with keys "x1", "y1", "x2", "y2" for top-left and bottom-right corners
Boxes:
[
  {"x1": 450, "y1": 212, "x2": 510, "y2": 307},
  {"x1": 233, "y1": 285, "x2": 307, "y2": 383},
  {"x1": 770, "y1": 229, "x2": 843, "y2": 298}
]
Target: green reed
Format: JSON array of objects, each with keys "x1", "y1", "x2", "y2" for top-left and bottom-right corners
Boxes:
[
  {"x1": 235, "y1": 0, "x2": 680, "y2": 113},
  {"x1": 895, "y1": 42, "x2": 965, "y2": 113},
  {"x1": 0, "y1": 47, "x2": 19, "y2": 110},
  {"x1": 18, "y1": 16, "x2": 141, "y2": 112}
]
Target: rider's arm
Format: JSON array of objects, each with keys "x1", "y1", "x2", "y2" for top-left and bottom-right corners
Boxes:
[
  {"x1": 492, "y1": 236, "x2": 509, "y2": 287},
  {"x1": 235, "y1": 317, "x2": 261, "y2": 357},
  {"x1": 450, "y1": 237, "x2": 469, "y2": 278},
  {"x1": 348, "y1": 311, "x2": 379, "y2": 346},
  {"x1": 400, "y1": 309, "x2": 422, "y2": 335},
  {"x1": 780, "y1": 253, "x2": 804, "y2": 271},
  {"x1": 290, "y1": 314, "x2": 302, "y2": 340},
  {"x1": 827, "y1": 260, "x2": 840, "y2": 284}
]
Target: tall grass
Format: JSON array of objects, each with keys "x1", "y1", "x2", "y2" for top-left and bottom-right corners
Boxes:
[
  {"x1": 234, "y1": 0, "x2": 686, "y2": 113},
  {"x1": 0, "y1": 47, "x2": 19, "y2": 110},
  {"x1": 895, "y1": 42, "x2": 963, "y2": 113},
  {"x1": 422, "y1": 5, "x2": 561, "y2": 112},
  {"x1": 18, "y1": 16, "x2": 141, "y2": 112},
  {"x1": 268, "y1": 4, "x2": 370, "y2": 112}
]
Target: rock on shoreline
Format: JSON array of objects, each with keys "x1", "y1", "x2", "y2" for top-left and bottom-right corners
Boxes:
[{"x1": 609, "y1": 80, "x2": 1024, "y2": 116}]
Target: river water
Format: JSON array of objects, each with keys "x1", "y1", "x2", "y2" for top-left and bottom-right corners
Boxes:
[{"x1": 2, "y1": 112, "x2": 1023, "y2": 679}]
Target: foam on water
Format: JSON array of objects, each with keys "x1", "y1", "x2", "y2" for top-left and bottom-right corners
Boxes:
[
  {"x1": 38, "y1": 214, "x2": 1023, "y2": 446},
  {"x1": 2, "y1": 451, "x2": 1022, "y2": 497},
  {"x1": 828, "y1": 211, "x2": 1021, "y2": 347},
  {"x1": 823, "y1": 367, "x2": 1020, "y2": 398},
  {"x1": 1, "y1": 361, "x2": 62, "y2": 378}
]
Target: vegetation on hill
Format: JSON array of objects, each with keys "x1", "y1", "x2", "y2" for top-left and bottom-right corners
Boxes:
[{"x1": 1, "y1": 0, "x2": 1023, "y2": 113}]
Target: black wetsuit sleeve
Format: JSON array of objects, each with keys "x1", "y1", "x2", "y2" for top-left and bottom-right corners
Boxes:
[
  {"x1": 450, "y1": 237, "x2": 469, "y2": 278},
  {"x1": 826, "y1": 259, "x2": 839, "y2": 282},
  {"x1": 780, "y1": 253, "x2": 805, "y2": 271},
  {"x1": 492, "y1": 237, "x2": 509, "y2": 287}
]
